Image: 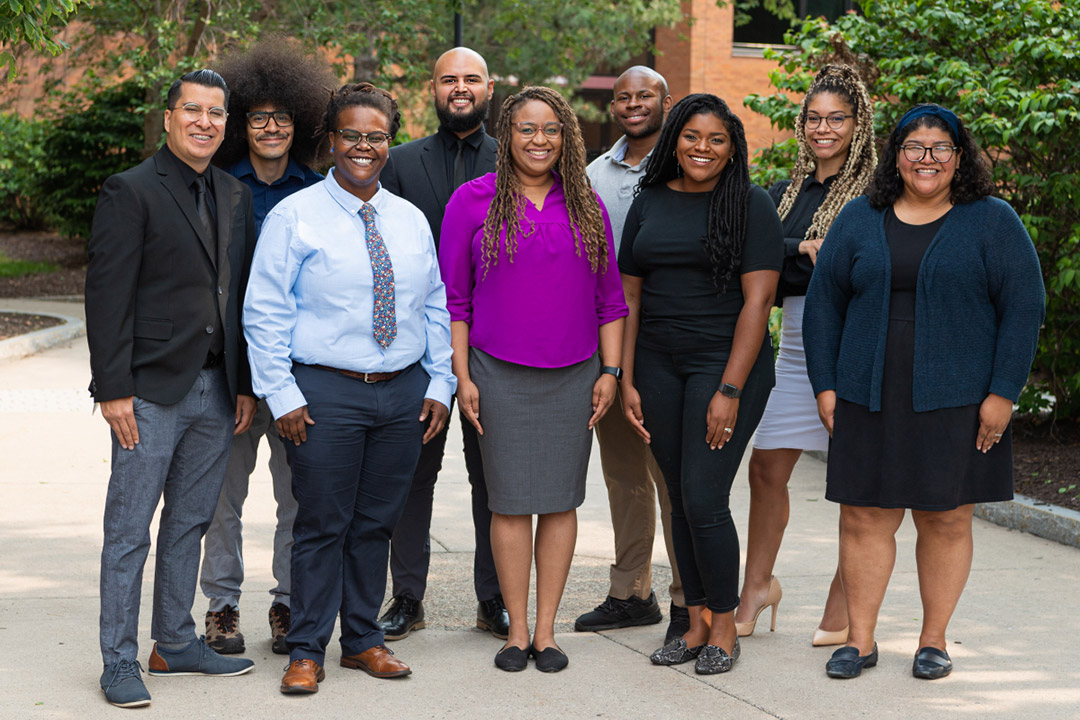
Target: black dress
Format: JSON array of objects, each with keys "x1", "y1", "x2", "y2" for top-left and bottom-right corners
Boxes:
[{"x1": 826, "y1": 207, "x2": 1013, "y2": 510}]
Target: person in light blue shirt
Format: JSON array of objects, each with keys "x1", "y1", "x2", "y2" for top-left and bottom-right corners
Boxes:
[{"x1": 243, "y1": 82, "x2": 455, "y2": 694}]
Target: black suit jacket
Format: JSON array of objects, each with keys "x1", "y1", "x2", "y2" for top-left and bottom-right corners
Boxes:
[
  {"x1": 85, "y1": 147, "x2": 256, "y2": 407},
  {"x1": 381, "y1": 130, "x2": 497, "y2": 245}
]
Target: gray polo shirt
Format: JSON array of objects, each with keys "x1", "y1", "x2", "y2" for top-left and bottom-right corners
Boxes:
[{"x1": 586, "y1": 135, "x2": 654, "y2": 254}]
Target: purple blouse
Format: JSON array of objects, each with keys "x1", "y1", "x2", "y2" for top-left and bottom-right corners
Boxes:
[{"x1": 439, "y1": 172, "x2": 628, "y2": 368}]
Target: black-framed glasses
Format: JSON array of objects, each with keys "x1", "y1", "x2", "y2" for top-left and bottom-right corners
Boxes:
[
  {"x1": 512, "y1": 121, "x2": 564, "y2": 139},
  {"x1": 172, "y1": 102, "x2": 228, "y2": 124},
  {"x1": 805, "y1": 113, "x2": 854, "y2": 130},
  {"x1": 246, "y1": 110, "x2": 293, "y2": 129},
  {"x1": 899, "y1": 143, "x2": 958, "y2": 163},
  {"x1": 335, "y1": 129, "x2": 391, "y2": 147}
]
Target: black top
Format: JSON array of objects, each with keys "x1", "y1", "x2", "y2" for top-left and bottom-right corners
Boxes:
[
  {"x1": 768, "y1": 175, "x2": 834, "y2": 300},
  {"x1": 438, "y1": 124, "x2": 485, "y2": 190},
  {"x1": 619, "y1": 184, "x2": 783, "y2": 352},
  {"x1": 884, "y1": 206, "x2": 950, "y2": 321}
]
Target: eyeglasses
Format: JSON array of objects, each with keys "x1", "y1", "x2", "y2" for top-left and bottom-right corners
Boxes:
[
  {"x1": 805, "y1": 113, "x2": 854, "y2": 130},
  {"x1": 512, "y1": 121, "x2": 564, "y2": 139},
  {"x1": 898, "y1": 143, "x2": 958, "y2": 163},
  {"x1": 334, "y1": 129, "x2": 391, "y2": 147},
  {"x1": 246, "y1": 111, "x2": 294, "y2": 129},
  {"x1": 172, "y1": 102, "x2": 228, "y2": 124}
]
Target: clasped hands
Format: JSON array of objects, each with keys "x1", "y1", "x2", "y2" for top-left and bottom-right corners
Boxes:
[{"x1": 275, "y1": 398, "x2": 449, "y2": 446}]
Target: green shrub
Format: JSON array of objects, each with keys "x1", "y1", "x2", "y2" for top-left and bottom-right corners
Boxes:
[
  {"x1": 36, "y1": 80, "x2": 145, "y2": 240},
  {"x1": 0, "y1": 112, "x2": 49, "y2": 230}
]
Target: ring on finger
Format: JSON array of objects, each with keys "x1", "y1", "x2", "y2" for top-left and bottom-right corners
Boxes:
[
  {"x1": 993, "y1": 433, "x2": 1003, "y2": 437},
  {"x1": 723, "y1": 427, "x2": 733, "y2": 434}
]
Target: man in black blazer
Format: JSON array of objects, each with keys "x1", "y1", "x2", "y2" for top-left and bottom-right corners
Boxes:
[
  {"x1": 87, "y1": 69, "x2": 257, "y2": 709},
  {"x1": 378, "y1": 47, "x2": 507, "y2": 641}
]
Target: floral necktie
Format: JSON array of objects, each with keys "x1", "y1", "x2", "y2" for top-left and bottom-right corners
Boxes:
[{"x1": 360, "y1": 202, "x2": 396, "y2": 348}]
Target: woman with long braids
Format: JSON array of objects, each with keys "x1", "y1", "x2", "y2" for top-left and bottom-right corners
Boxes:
[
  {"x1": 805, "y1": 104, "x2": 1043, "y2": 679},
  {"x1": 619, "y1": 94, "x2": 782, "y2": 674},
  {"x1": 736, "y1": 65, "x2": 877, "y2": 646},
  {"x1": 439, "y1": 86, "x2": 627, "y2": 673}
]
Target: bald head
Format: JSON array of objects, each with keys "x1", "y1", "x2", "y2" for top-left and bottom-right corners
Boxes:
[
  {"x1": 615, "y1": 66, "x2": 668, "y2": 99},
  {"x1": 431, "y1": 46, "x2": 494, "y2": 136}
]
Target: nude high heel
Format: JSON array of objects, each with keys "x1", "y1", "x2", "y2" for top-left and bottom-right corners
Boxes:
[
  {"x1": 735, "y1": 576, "x2": 781, "y2": 637},
  {"x1": 811, "y1": 625, "x2": 849, "y2": 647}
]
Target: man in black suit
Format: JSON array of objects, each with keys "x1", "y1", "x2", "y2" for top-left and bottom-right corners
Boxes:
[
  {"x1": 87, "y1": 69, "x2": 257, "y2": 709},
  {"x1": 378, "y1": 47, "x2": 507, "y2": 640}
]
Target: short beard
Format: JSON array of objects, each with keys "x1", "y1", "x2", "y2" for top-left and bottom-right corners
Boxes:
[
  {"x1": 436, "y1": 97, "x2": 490, "y2": 134},
  {"x1": 618, "y1": 113, "x2": 664, "y2": 140}
]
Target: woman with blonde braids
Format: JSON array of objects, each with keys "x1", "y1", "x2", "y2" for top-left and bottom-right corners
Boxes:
[
  {"x1": 439, "y1": 86, "x2": 627, "y2": 673},
  {"x1": 735, "y1": 65, "x2": 876, "y2": 646}
]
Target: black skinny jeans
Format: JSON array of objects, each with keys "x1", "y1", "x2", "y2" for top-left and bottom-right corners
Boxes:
[{"x1": 634, "y1": 340, "x2": 774, "y2": 612}]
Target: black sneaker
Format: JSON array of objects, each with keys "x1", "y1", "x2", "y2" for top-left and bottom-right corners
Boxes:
[
  {"x1": 377, "y1": 595, "x2": 425, "y2": 641},
  {"x1": 205, "y1": 605, "x2": 245, "y2": 654},
  {"x1": 268, "y1": 603, "x2": 290, "y2": 655},
  {"x1": 574, "y1": 591, "x2": 663, "y2": 631},
  {"x1": 665, "y1": 603, "x2": 690, "y2": 645}
]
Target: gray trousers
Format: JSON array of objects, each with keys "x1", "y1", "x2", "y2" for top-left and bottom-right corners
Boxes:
[
  {"x1": 99, "y1": 368, "x2": 233, "y2": 666},
  {"x1": 200, "y1": 398, "x2": 295, "y2": 611}
]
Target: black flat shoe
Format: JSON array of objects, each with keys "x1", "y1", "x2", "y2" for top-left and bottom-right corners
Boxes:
[
  {"x1": 531, "y1": 645, "x2": 569, "y2": 673},
  {"x1": 825, "y1": 644, "x2": 878, "y2": 679},
  {"x1": 494, "y1": 644, "x2": 530, "y2": 672},
  {"x1": 912, "y1": 646, "x2": 952, "y2": 679}
]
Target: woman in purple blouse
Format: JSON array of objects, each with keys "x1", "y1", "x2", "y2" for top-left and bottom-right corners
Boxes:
[{"x1": 440, "y1": 86, "x2": 627, "y2": 673}]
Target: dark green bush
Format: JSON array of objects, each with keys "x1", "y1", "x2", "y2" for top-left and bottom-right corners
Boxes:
[
  {"x1": 0, "y1": 112, "x2": 49, "y2": 230},
  {"x1": 36, "y1": 80, "x2": 145, "y2": 240}
]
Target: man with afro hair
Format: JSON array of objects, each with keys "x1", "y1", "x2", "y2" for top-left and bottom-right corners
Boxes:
[{"x1": 201, "y1": 38, "x2": 337, "y2": 656}]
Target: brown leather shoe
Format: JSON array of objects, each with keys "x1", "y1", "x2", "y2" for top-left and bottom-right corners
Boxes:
[
  {"x1": 340, "y1": 645, "x2": 411, "y2": 678},
  {"x1": 280, "y1": 659, "x2": 324, "y2": 694}
]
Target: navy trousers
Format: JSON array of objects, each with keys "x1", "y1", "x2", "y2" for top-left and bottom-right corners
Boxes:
[{"x1": 285, "y1": 363, "x2": 427, "y2": 666}]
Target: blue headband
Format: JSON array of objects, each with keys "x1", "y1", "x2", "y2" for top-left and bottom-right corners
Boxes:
[{"x1": 896, "y1": 105, "x2": 960, "y2": 140}]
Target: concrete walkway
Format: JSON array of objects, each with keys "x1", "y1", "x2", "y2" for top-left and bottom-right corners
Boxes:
[{"x1": 2, "y1": 297, "x2": 1078, "y2": 719}]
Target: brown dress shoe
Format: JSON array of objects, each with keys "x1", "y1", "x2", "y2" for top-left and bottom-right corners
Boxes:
[
  {"x1": 280, "y1": 659, "x2": 325, "y2": 694},
  {"x1": 340, "y1": 645, "x2": 411, "y2": 678}
]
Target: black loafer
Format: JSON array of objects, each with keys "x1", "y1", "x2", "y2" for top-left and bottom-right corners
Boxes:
[
  {"x1": 531, "y1": 645, "x2": 569, "y2": 673},
  {"x1": 912, "y1": 646, "x2": 952, "y2": 679},
  {"x1": 825, "y1": 644, "x2": 878, "y2": 679},
  {"x1": 649, "y1": 637, "x2": 704, "y2": 666},
  {"x1": 377, "y1": 595, "x2": 425, "y2": 641},
  {"x1": 477, "y1": 596, "x2": 510, "y2": 640},
  {"x1": 494, "y1": 644, "x2": 530, "y2": 672}
]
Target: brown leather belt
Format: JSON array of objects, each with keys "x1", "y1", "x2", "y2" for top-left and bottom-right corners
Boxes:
[{"x1": 310, "y1": 363, "x2": 403, "y2": 383}]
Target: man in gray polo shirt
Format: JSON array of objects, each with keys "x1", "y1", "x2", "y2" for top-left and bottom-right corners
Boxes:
[{"x1": 576, "y1": 66, "x2": 687, "y2": 643}]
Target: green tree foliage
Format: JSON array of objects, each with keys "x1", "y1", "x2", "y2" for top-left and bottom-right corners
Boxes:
[
  {"x1": 35, "y1": 81, "x2": 145, "y2": 239},
  {"x1": 0, "y1": 112, "x2": 48, "y2": 229},
  {"x1": 745, "y1": 0, "x2": 1080, "y2": 419},
  {"x1": 0, "y1": 0, "x2": 83, "y2": 79}
]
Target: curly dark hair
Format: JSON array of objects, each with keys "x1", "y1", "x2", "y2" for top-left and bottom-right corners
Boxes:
[
  {"x1": 319, "y1": 82, "x2": 401, "y2": 142},
  {"x1": 482, "y1": 86, "x2": 607, "y2": 276},
  {"x1": 639, "y1": 93, "x2": 750, "y2": 291},
  {"x1": 867, "y1": 104, "x2": 995, "y2": 208},
  {"x1": 212, "y1": 38, "x2": 338, "y2": 169}
]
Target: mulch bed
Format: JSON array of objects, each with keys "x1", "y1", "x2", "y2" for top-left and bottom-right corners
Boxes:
[{"x1": 1, "y1": 230, "x2": 1077, "y2": 512}]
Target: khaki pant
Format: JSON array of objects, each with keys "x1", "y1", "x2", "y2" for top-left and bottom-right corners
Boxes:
[{"x1": 595, "y1": 388, "x2": 684, "y2": 607}]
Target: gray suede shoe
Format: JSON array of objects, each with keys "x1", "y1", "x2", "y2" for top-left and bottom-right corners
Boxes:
[
  {"x1": 649, "y1": 637, "x2": 704, "y2": 666},
  {"x1": 147, "y1": 636, "x2": 254, "y2": 677},
  {"x1": 694, "y1": 640, "x2": 740, "y2": 675},
  {"x1": 100, "y1": 659, "x2": 151, "y2": 708}
]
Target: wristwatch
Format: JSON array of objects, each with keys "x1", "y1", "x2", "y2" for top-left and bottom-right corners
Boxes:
[
  {"x1": 718, "y1": 382, "x2": 742, "y2": 398},
  {"x1": 600, "y1": 366, "x2": 623, "y2": 381}
]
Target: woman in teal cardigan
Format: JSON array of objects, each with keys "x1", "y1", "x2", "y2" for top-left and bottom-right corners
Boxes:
[{"x1": 804, "y1": 104, "x2": 1044, "y2": 681}]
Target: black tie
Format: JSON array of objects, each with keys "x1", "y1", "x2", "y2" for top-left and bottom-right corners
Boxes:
[
  {"x1": 453, "y1": 138, "x2": 467, "y2": 191},
  {"x1": 194, "y1": 175, "x2": 217, "y2": 245}
]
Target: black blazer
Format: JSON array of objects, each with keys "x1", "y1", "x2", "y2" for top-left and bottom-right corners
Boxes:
[
  {"x1": 381, "y1": 130, "x2": 497, "y2": 245},
  {"x1": 85, "y1": 147, "x2": 256, "y2": 407}
]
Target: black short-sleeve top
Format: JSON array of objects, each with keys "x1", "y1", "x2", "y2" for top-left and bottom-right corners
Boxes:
[{"x1": 618, "y1": 183, "x2": 783, "y2": 353}]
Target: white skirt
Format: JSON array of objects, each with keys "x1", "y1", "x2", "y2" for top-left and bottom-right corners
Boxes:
[{"x1": 752, "y1": 295, "x2": 830, "y2": 452}]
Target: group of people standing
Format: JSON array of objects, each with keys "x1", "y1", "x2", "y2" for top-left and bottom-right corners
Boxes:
[{"x1": 85, "y1": 37, "x2": 1044, "y2": 710}]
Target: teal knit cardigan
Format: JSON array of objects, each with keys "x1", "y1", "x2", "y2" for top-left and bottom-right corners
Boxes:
[{"x1": 804, "y1": 195, "x2": 1045, "y2": 412}]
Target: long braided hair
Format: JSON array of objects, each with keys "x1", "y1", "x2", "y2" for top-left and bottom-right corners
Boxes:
[
  {"x1": 639, "y1": 93, "x2": 750, "y2": 291},
  {"x1": 776, "y1": 64, "x2": 876, "y2": 240},
  {"x1": 481, "y1": 86, "x2": 607, "y2": 277}
]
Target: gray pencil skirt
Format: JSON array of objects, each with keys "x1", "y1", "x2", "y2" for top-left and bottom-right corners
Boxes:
[{"x1": 468, "y1": 348, "x2": 599, "y2": 516}]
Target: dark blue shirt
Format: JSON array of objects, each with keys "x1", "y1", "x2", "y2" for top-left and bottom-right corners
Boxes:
[{"x1": 226, "y1": 156, "x2": 322, "y2": 234}]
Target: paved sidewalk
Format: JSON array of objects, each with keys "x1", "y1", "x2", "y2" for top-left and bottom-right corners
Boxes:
[{"x1": 2, "y1": 298, "x2": 1078, "y2": 719}]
